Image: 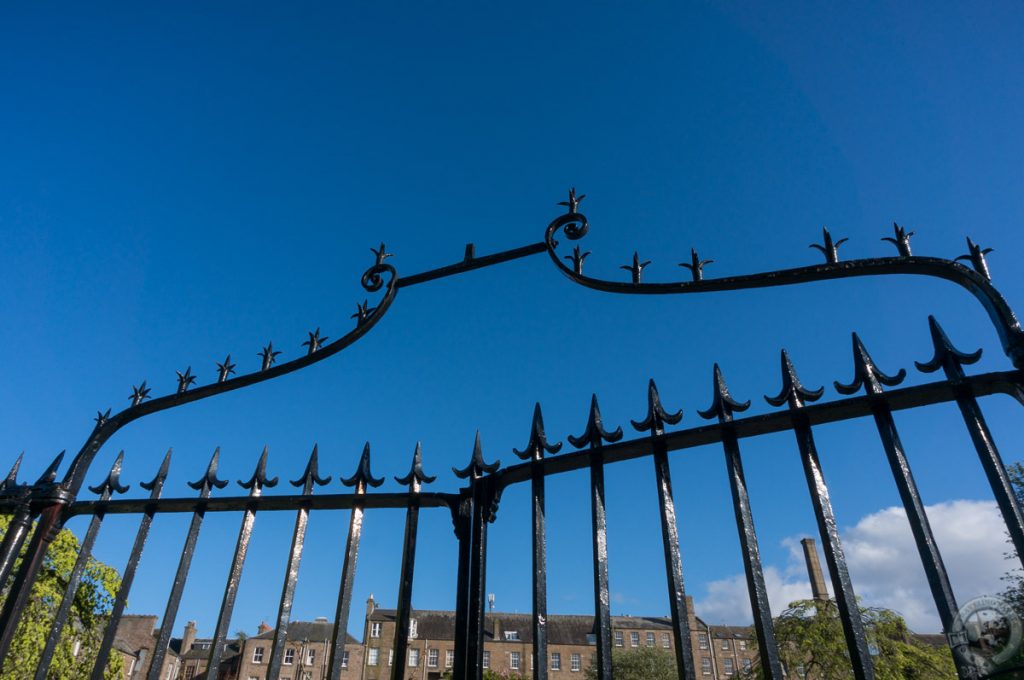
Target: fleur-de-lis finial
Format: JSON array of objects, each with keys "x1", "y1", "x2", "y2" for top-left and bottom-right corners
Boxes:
[
  {"x1": 882, "y1": 222, "x2": 915, "y2": 257},
  {"x1": 0, "y1": 453, "x2": 25, "y2": 494},
  {"x1": 697, "y1": 364, "x2": 751, "y2": 421},
  {"x1": 259, "y1": 342, "x2": 282, "y2": 372},
  {"x1": 558, "y1": 187, "x2": 585, "y2": 214},
  {"x1": 187, "y1": 447, "x2": 230, "y2": 492},
  {"x1": 88, "y1": 450, "x2": 131, "y2": 496},
  {"x1": 513, "y1": 403, "x2": 563, "y2": 461},
  {"x1": 568, "y1": 394, "x2": 623, "y2": 449},
  {"x1": 302, "y1": 328, "x2": 329, "y2": 356},
  {"x1": 765, "y1": 350, "x2": 825, "y2": 409},
  {"x1": 290, "y1": 444, "x2": 332, "y2": 493},
  {"x1": 341, "y1": 442, "x2": 385, "y2": 490},
  {"x1": 239, "y1": 446, "x2": 280, "y2": 490},
  {"x1": 216, "y1": 355, "x2": 236, "y2": 383},
  {"x1": 176, "y1": 367, "x2": 197, "y2": 394},
  {"x1": 130, "y1": 381, "x2": 152, "y2": 407},
  {"x1": 35, "y1": 450, "x2": 65, "y2": 485},
  {"x1": 631, "y1": 379, "x2": 683, "y2": 434},
  {"x1": 678, "y1": 248, "x2": 714, "y2": 282},
  {"x1": 94, "y1": 408, "x2": 112, "y2": 428},
  {"x1": 809, "y1": 227, "x2": 848, "y2": 264},
  {"x1": 395, "y1": 442, "x2": 437, "y2": 491},
  {"x1": 620, "y1": 252, "x2": 651, "y2": 284},
  {"x1": 915, "y1": 315, "x2": 983, "y2": 380},
  {"x1": 352, "y1": 300, "x2": 376, "y2": 326},
  {"x1": 139, "y1": 449, "x2": 173, "y2": 494},
  {"x1": 834, "y1": 333, "x2": 907, "y2": 396},
  {"x1": 371, "y1": 242, "x2": 394, "y2": 266},
  {"x1": 564, "y1": 245, "x2": 591, "y2": 275},
  {"x1": 452, "y1": 431, "x2": 501, "y2": 480},
  {"x1": 955, "y1": 237, "x2": 995, "y2": 280}
]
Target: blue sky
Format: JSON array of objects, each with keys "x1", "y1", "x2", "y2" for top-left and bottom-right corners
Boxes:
[{"x1": 2, "y1": 2, "x2": 1023, "y2": 640}]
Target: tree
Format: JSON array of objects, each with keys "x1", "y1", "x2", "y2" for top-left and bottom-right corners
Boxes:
[
  {"x1": 756, "y1": 598, "x2": 956, "y2": 679},
  {"x1": 0, "y1": 515, "x2": 123, "y2": 680},
  {"x1": 584, "y1": 647, "x2": 677, "y2": 680}
]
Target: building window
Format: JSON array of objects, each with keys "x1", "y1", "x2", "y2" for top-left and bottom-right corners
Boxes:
[
  {"x1": 428, "y1": 648, "x2": 438, "y2": 668},
  {"x1": 614, "y1": 631, "x2": 623, "y2": 647},
  {"x1": 722, "y1": 639, "x2": 731, "y2": 651},
  {"x1": 630, "y1": 632, "x2": 639, "y2": 647},
  {"x1": 586, "y1": 633, "x2": 596, "y2": 645},
  {"x1": 662, "y1": 633, "x2": 670, "y2": 649},
  {"x1": 724, "y1": 658, "x2": 734, "y2": 676},
  {"x1": 252, "y1": 647, "x2": 264, "y2": 663},
  {"x1": 301, "y1": 673, "x2": 312, "y2": 680},
  {"x1": 305, "y1": 649, "x2": 315, "y2": 665},
  {"x1": 511, "y1": 651, "x2": 521, "y2": 670},
  {"x1": 389, "y1": 649, "x2": 394, "y2": 666},
  {"x1": 504, "y1": 630, "x2": 520, "y2": 641},
  {"x1": 698, "y1": 632, "x2": 708, "y2": 650},
  {"x1": 284, "y1": 648, "x2": 295, "y2": 665},
  {"x1": 370, "y1": 622, "x2": 382, "y2": 638},
  {"x1": 409, "y1": 649, "x2": 420, "y2": 667},
  {"x1": 483, "y1": 651, "x2": 490, "y2": 669},
  {"x1": 445, "y1": 649, "x2": 454, "y2": 668},
  {"x1": 409, "y1": 618, "x2": 418, "y2": 639},
  {"x1": 571, "y1": 653, "x2": 581, "y2": 672},
  {"x1": 551, "y1": 652, "x2": 561, "y2": 670},
  {"x1": 739, "y1": 640, "x2": 747, "y2": 651},
  {"x1": 796, "y1": 665, "x2": 806, "y2": 679},
  {"x1": 743, "y1": 658, "x2": 752, "y2": 672},
  {"x1": 646, "y1": 632, "x2": 655, "y2": 647},
  {"x1": 341, "y1": 651, "x2": 349, "y2": 669},
  {"x1": 185, "y1": 668, "x2": 196, "y2": 680},
  {"x1": 701, "y1": 657, "x2": 711, "y2": 676},
  {"x1": 368, "y1": 648, "x2": 379, "y2": 666}
]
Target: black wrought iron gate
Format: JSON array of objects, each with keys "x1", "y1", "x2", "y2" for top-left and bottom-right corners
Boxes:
[{"x1": 1, "y1": 190, "x2": 1023, "y2": 680}]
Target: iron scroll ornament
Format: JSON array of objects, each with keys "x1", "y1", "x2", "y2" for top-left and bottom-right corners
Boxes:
[
  {"x1": 60, "y1": 257, "x2": 399, "y2": 495},
  {"x1": 543, "y1": 193, "x2": 1024, "y2": 370}
]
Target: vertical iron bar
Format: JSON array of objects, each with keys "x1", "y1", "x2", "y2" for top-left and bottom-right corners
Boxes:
[
  {"x1": 0, "y1": 506, "x2": 32, "y2": 591},
  {"x1": 452, "y1": 491, "x2": 472, "y2": 680},
  {"x1": 466, "y1": 481, "x2": 490, "y2": 680},
  {"x1": 530, "y1": 461, "x2": 548, "y2": 680},
  {"x1": 589, "y1": 453, "x2": 612, "y2": 680}
]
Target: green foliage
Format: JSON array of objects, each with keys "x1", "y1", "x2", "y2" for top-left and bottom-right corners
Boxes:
[
  {"x1": 584, "y1": 646, "x2": 677, "y2": 680},
  {"x1": 0, "y1": 515, "x2": 123, "y2": 680},
  {"x1": 757, "y1": 599, "x2": 956, "y2": 679}
]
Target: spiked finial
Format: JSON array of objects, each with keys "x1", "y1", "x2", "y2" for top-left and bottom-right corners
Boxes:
[
  {"x1": 564, "y1": 245, "x2": 591, "y2": 275},
  {"x1": 513, "y1": 403, "x2": 563, "y2": 461},
  {"x1": 698, "y1": 364, "x2": 751, "y2": 421},
  {"x1": 955, "y1": 237, "x2": 994, "y2": 280},
  {"x1": 809, "y1": 227, "x2": 848, "y2": 264},
  {"x1": 88, "y1": 450, "x2": 131, "y2": 496},
  {"x1": 371, "y1": 243, "x2": 394, "y2": 266},
  {"x1": 239, "y1": 446, "x2": 279, "y2": 490},
  {"x1": 568, "y1": 394, "x2": 624, "y2": 449},
  {"x1": 216, "y1": 355, "x2": 236, "y2": 383},
  {"x1": 302, "y1": 328, "x2": 329, "y2": 356},
  {"x1": 452, "y1": 431, "x2": 501, "y2": 480},
  {"x1": 289, "y1": 444, "x2": 332, "y2": 492},
  {"x1": 915, "y1": 316, "x2": 982, "y2": 378},
  {"x1": 0, "y1": 453, "x2": 25, "y2": 494},
  {"x1": 94, "y1": 408, "x2": 112, "y2": 428},
  {"x1": 882, "y1": 222, "x2": 914, "y2": 257},
  {"x1": 140, "y1": 449, "x2": 173, "y2": 493},
  {"x1": 187, "y1": 448, "x2": 230, "y2": 492},
  {"x1": 765, "y1": 350, "x2": 825, "y2": 408},
  {"x1": 678, "y1": 249, "x2": 714, "y2": 282},
  {"x1": 341, "y1": 442, "x2": 385, "y2": 489},
  {"x1": 130, "y1": 381, "x2": 152, "y2": 407},
  {"x1": 631, "y1": 379, "x2": 683, "y2": 433},
  {"x1": 259, "y1": 343, "x2": 282, "y2": 372},
  {"x1": 395, "y1": 442, "x2": 437, "y2": 490},
  {"x1": 620, "y1": 252, "x2": 651, "y2": 284},
  {"x1": 558, "y1": 187, "x2": 585, "y2": 214},
  {"x1": 35, "y1": 451, "x2": 65, "y2": 485},
  {"x1": 352, "y1": 300, "x2": 376, "y2": 326},
  {"x1": 176, "y1": 367, "x2": 197, "y2": 394},
  {"x1": 834, "y1": 333, "x2": 907, "y2": 395}
]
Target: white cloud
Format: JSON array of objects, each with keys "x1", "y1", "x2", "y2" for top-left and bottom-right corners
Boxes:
[{"x1": 694, "y1": 499, "x2": 1014, "y2": 633}]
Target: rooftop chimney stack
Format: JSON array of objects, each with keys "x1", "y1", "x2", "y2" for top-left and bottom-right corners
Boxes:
[{"x1": 801, "y1": 538, "x2": 830, "y2": 602}]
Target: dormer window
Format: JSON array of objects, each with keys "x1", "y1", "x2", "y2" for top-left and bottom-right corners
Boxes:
[
  {"x1": 409, "y1": 618, "x2": 418, "y2": 639},
  {"x1": 504, "y1": 631, "x2": 520, "y2": 641}
]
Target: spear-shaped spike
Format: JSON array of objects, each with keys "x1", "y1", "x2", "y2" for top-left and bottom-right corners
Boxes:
[
  {"x1": 94, "y1": 408, "x2": 112, "y2": 428},
  {"x1": 0, "y1": 453, "x2": 25, "y2": 493},
  {"x1": 765, "y1": 350, "x2": 825, "y2": 408},
  {"x1": 568, "y1": 394, "x2": 624, "y2": 449},
  {"x1": 140, "y1": 449, "x2": 173, "y2": 492},
  {"x1": 341, "y1": 442, "x2": 385, "y2": 488},
  {"x1": 370, "y1": 242, "x2": 394, "y2": 265},
  {"x1": 620, "y1": 252, "x2": 651, "y2": 284},
  {"x1": 302, "y1": 328, "x2": 329, "y2": 356},
  {"x1": 352, "y1": 300, "x2": 376, "y2": 326},
  {"x1": 35, "y1": 450, "x2": 66, "y2": 485},
  {"x1": 631, "y1": 379, "x2": 683, "y2": 433},
  {"x1": 176, "y1": 367, "x2": 197, "y2": 394},
  {"x1": 954, "y1": 237, "x2": 995, "y2": 280},
  {"x1": 395, "y1": 442, "x2": 437, "y2": 489},
  {"x1": 259, "y1": 343, "x2": 282, "y2": 372},
  {"x1": 881, "y1": 222, "x2": 914, "y2": 257},
  {"x1": 564, "y1": 245, "x2": 591, "y2": 276},
  {"x1": 129, "y1": 381, "x2": 152, "y2": 407},
  {"x1": 834, "y1": 333, "x2": 907, "y2": 395},
  {"x1": 216, "y1": 355, "x2": 236, "y2": 383},
  {"x1": 187, "y1": 447, "x2": 230, "y2": 491},
  {"x1": 809, "y1": 227, "x2": 849, "y2": 264},
  {"x1": 452, "y1": 431, "x2": 501, "y2": 479},
  {"x1": 678, "y1": 248, "x2": 714, "y2": 282},
  {"x1": 290, "y1": 444, "x2": 332, "y2": 491},
  {"x1": 513, "y1": 403, "x2": 563, "y2": 460},
  {"x1": 557, "y1": 187, "x2": 585, "y2": 214},
  {"x1": 915, "y1": 316, "x2": 983, "y2": 377},
  {"x1": 239, "y1": 446, "x2": 279, "y2": 489},
  {"x1": 697, "y1": 364, "x2": 751, "y2": 420},
  {"x1": 88, "y1": 450, "x2": 131, "y2": 496}
]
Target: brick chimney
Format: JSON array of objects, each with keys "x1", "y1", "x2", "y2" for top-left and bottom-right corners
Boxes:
[
  {"x1": 801, "y1": 538, "x2": 830, "y2": 601},
  {"x1": 182, "y1": 621, "x2": 197, "y2": 652},
  {"x1": 366, "y1": 594, "x2": 376, "y2": 619},
  {"x1": 257, "y1": 621, "x2": 272, "y2": 635}
]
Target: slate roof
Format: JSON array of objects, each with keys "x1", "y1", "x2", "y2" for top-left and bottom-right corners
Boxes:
[{"x1": 250, "y1": 620, "x2": 360, "y2": 646}]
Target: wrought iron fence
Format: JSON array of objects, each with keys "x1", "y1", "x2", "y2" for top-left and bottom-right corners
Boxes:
[{"x1": 1, "y1": 189, "x2": 1023, "y2": 680}]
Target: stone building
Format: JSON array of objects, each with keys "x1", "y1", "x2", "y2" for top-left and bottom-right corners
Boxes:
[
  {"x1": 218, "y1": 619, "x2": 363, "y2": 680},
  {"x1": 111, "y1": 614, "x2": 182, "y2": 680}
]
